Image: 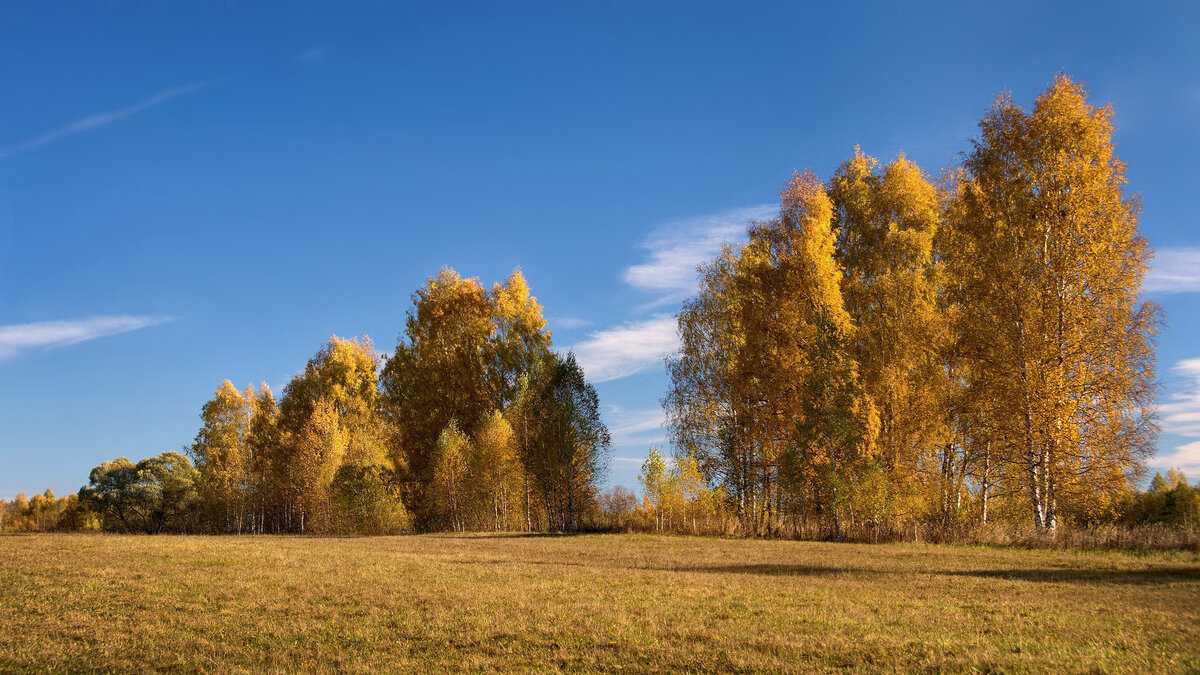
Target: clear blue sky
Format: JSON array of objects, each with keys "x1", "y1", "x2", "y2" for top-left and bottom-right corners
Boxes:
[{"x1": 2, "y1": 1, "x2": 1199, "y2": 498}]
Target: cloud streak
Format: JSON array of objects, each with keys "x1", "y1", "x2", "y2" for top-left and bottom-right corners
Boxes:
[
  {"x1": 1145, "y1": 247, "x2": 1200, "y2": 293},
  {"x1": 607, "y1": 404, "x2": 668, "y2": 448},
  {"x1": 547, "y1": 316, "x2": 593, "y2": 330},
  {"x1": 570, "y1": 315, "x2": 678, "y2": 382},
  {"x1": 623, "y1": 204, "x2": 775, "y2": 308},
  {"x1": 568, "y1": 204, "x2": 772, "y2": 383},
  {"x1": 0, "y1": 82, "x2": 207, "y2": 158},
  {"x1": 1152, "y1": 358, "x2": 1200, "y2": 475},
  {"x1": 0, "y1": 316, "x2": 172, "y2": 359}
]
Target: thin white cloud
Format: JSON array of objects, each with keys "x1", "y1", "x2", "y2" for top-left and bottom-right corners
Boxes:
[
  {"x1": 0, "y1": 82, "x2": 207, "y2": 158},
  {"x1": 612, "y1": 456, "x2": 651, "y2": 465},
  {"x1": 1150, "y1": 441, "x2": 1200, "y2": 476},
  {"x1": 623, "y1": 204, "x2": 775, "y2": 307},
  {"x1": 1152, "y1": 358, "x2": 1200, "y2": 475},
  {"x1": 607, "y1": 404, "x2": 668, "y2": 448},
  {"x1": 0, "y1": 316, "x2": 172, "y2": 359},
  {"x1": 1145, "y1": 247, "x2": 1200, "y2": 293},
  {"x1": 548, "y1": 316, "x2": 593, "y2": 330},
  {"x1": 569, "y1": 204, "x2": 771, "y2": 384},
  {"x1": 570, "y1": 315, "x2": 678, "y2": 382},
  {"x1": 1158, "y1": 358, "x2": 1200, "y2": 436}
]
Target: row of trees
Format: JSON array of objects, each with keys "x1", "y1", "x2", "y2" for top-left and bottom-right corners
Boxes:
[
  {"x1": 72, "y1": 269, "x2": 610, "y2": 534},
  {"x1": 6, "y1": 74, "x2": 1182, "y2": 542},
  {"x1": 11, "y1": 461, "x2": 1192, "y2": 536},
  {"x1": 0, "y1": 489, "x2": 97, "y2": 532},
  {"x1": 664, "y1": 75, "x2": 1160, "y2": 537},
  {"x1": 597, "y1": 464, "x2": 1200, "y2": 538}
]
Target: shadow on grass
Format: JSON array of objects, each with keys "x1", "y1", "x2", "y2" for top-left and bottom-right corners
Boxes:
[
  {"x1": 432, "y1": 532, "x2": 592, "y2": 540},
  {"x1": 648, "y1": 564, "x2": 873, "y2": 576},
  {"x1": 455, "y1": 559, "x2": 872, "y2": 577},
  {"x1": 945, "y1": 566, "x2": 1200, "y2": 584}
]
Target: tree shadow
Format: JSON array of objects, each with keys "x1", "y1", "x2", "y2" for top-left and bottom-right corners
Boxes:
[
  {"x1": 645, "y1": 563, "x2": 873, "y2": 576},
  {"x1": 945, "y1": 566, "x2": 1200, "y2": 584},
  {"x1": 431, "y1": 532, "x2": 586, "y2": 540}
]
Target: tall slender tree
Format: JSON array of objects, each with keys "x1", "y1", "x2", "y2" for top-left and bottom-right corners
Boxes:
[
  {"x1": 277, "y1": 336, "x2": 386, "y2": 532},
  {"x1": 830, "y1": 149, "x2": 948, "y2": 523},
  {"x1": 382, "y1": 269, "x2": 496, "y2": 522},
  {"x1": 948, "y1": 75, "x2": 1159, "y2": 531},
  {"x1": 430, "y1": 422, "x2": 471, "y2": 532},
  {"x1": 668, "y1": 171, "x2": 867, "y2": 534},
  {"x1": 189, "y1": 380, "x2": 254, "y2": 533},
  {"x1": 468, "y1": 410, "x2": 525, "y2": 531},
  {"x1": 529, "y1": 353, "x2": 610, "y2": 532}
]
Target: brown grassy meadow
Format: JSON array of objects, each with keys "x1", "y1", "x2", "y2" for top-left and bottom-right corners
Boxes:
[{"x1": 2, "y1": 533, "x2": 1198, "y2": 672}]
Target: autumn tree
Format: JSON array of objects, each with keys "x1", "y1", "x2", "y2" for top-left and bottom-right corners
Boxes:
[
  {"x1": 382, "y1": 270, "x2": 497, "y2": 519},
  {"x1": 277, "y1": 336, "x2": 388, "y2": 533},
  {"x1": 668, "y1": 171, "x2": 868, "y2": 535},
  {"x1": 489, "y1": 270, "x2": 554, "y2": 408},
  {"x1": 596, "y1": 485, "x2": 638, "y2": 529},
  {"x1": 674, "y1": 450, "x2": 724, "y2": 534},
  {"x1": 948, "y1": 75, "x2": 1159, "y2": 532},
  {"x1": 189, "y1": 380, "x2": 255, "y2": 533},
  {"x1": 331, "y1": 464, "x2": 409, "y2": 534},
  {"x1": 638, "y1": 447, "x2": 723, "y2": 534},
  {"x1": 468, "y1": 410, "x2": 524, "y2": 531},
  {"x1": 830, "y1": 149, "x2": 948, "y2": 524},
  {"x1": 638, "y1": 447, "x2": 670, "y2": 531},
  {"x1": 245, "y1": 384, "x2": 282, "y2": 533},
  {"x1": 382, "y1": 267, "x2": 554, "y2": 528},
  {"x1": 430, "y1": 422, "x2": 471, "y2": 532}
]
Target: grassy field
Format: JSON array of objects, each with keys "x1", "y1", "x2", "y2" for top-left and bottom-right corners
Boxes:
[{"x1": 2, "y1": 534, "x2": 1199, "y2": 673}]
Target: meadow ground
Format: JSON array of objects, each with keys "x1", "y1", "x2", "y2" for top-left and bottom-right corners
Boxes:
[{"x1": 1, "y1": 533, "x2": 1198, "y2": 673}]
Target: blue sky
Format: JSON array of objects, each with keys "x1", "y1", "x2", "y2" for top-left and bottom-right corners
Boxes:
[{"x1": 2, "y1": 1, "x2": 1199, "y2": 498}]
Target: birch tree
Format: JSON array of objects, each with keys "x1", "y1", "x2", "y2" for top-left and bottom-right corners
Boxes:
[{"x1": 949, "y1": 75, "x2": 1159, "y2": 532}]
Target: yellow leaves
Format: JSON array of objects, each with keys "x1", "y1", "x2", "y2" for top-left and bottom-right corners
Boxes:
[
  {"x1": 473, "y1": 409, "x2": 516, "y2": 463},
  {"x1": 296, "y1": 397, "x2": 350, "y2": 487},
  {"x1": 383, "y1": 265, "x2": 554, "y2": 510},
  {"x1": 490, "y1": 269, "x2": 548, "y2": 337},
  {"x1": 829, "y1": 145, "x2": 949, "y2": 504},
  {"x1": 948, "y1": 74, "x2": 1158, "y2": 527}
]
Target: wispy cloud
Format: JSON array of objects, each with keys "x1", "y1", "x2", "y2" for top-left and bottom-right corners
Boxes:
[
  {"x1": 567, "y1": 204, "x2": 771, "y2": 383},
  {"x1": 607, "y1": 404, "x2": 668, "y2": 448},
  {"x1": 623, "y1": 204, "x2": 775, "y2": 308},
  {"x1": 570, "y1": 315, "x2": 678, "y2": 382},
  {"x1": 1153, "y1": 358, "x2": 1200, "y2": 475},
  {"x1": 0, "y1": 82, "x2": 207, "y2": 158},
  {"x1": 0, "y1": 316, "x2": 172, "y2": 359},
  {"x1": 1151, "y1": 441, "x2": 1200, "y2": 477},
  {"x1": 1146, "y1": 247, "x2": 1200, "y2": 293},
  {"x1": 548, "y1": 316, "x2": 593, "y2": 330},
  {"x1": 612, "y1": 456, "x2": 651, "y2": 466}
]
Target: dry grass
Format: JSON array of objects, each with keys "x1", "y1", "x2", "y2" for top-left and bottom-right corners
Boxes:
[{"x1": 1, "y1": 533, "x2": 1198, "y2": 673}]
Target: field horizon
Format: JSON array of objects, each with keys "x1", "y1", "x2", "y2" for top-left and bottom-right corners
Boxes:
[{"x1": 3, "y1": 533, "x2": 1199, "y2": 672}]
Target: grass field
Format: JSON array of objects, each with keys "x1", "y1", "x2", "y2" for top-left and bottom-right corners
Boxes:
[{"x1": 2, "y1": 534, "x2": 1199, "y2": 672}]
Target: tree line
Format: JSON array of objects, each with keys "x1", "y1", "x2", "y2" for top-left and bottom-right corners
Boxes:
[
  {"x1": 4, "y1": 74, "x2": 1194, "y2": 542},
  {"x1": 31, "y1": 269, "x2": 610, "y2": 534}
]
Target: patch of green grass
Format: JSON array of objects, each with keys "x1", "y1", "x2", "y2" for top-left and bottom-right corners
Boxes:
[{"x1": 1, "y1": 533, "x2": 1198, "y2": 672}]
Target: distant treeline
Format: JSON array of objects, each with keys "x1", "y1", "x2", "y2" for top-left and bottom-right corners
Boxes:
[
  {"x1": 5, "y1": 269, "x2": 611, "y2": 535},
  {"x1": 3, "y1": 74, "x2": 1193, "y2": 543}
]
